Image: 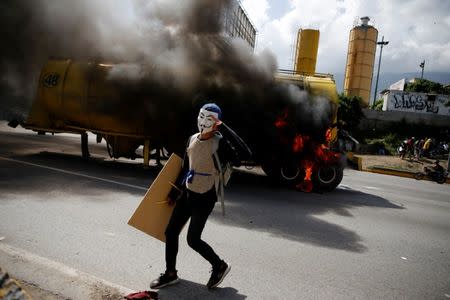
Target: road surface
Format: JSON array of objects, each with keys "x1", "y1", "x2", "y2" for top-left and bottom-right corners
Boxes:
[{"x1": 0, "y1": 123, "x2": 449, "y2": 299}]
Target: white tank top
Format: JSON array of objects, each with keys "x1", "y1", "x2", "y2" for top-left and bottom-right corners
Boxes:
[{"x1": 186, "y1": 133, "x2": 220, "y2": 194}]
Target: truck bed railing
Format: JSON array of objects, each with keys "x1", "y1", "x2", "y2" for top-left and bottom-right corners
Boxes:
[{"x1": 277, "y1": 69, "x2": 334, "y2": 80}]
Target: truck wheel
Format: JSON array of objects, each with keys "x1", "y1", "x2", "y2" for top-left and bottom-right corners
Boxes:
[
  {"x1": 313, "y1": 164, "x2": 343, "y2": 192},
  {"x1": 261, "y1": 161, "x2": 301, "y2": 185},
  {"x1": 280, "y1": 165, "x2": 300, "y2": 181}
]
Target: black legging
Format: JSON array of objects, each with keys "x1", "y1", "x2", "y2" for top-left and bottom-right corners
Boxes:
[{"x1": 165, "y1": 187, "x2": 222, "y2": 272}]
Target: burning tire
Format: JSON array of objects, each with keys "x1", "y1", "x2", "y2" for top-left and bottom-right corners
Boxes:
[{"x1": 313, "y1": 164, "x2": 343, "y2": 192}]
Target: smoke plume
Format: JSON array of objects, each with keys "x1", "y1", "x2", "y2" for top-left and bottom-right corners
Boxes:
[{"x1": 0, "y1": 0, "x2": 333, "y2": 157}]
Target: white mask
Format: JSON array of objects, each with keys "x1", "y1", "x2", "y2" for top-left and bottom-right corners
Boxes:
[{"x1": 197, "y1": 108, "x2": 219, "y2": 134}]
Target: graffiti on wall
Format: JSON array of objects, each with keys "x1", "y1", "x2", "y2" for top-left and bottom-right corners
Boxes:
[
  {"x1": 392, "y1": 93, "x2": 439, "y2": 113},
  {"x1": 385, "y1": 91, "x2": 450, "y2": 116}
]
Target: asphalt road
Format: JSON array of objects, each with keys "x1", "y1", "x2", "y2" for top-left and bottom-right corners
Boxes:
[{"x1": 0, "y1": 123, "x2": 449, "y2": 299}]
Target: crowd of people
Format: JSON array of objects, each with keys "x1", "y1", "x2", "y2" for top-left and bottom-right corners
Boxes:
[{"x1": 399, "y1": 137, "x2": 449, "y2": 160}]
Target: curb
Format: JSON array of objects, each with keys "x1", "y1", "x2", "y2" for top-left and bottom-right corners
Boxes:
[
  {"x1": 366, "y1": 166, "x2": 450, "y2": 184},
  {"x1": 345, "y1": 153, "x2": 363, "y2": 171},
  {"x1": 0, "y1": 243, "x2": 134, "y2": 300}
]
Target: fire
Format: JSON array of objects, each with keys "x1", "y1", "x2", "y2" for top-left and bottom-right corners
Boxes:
[
  {"x1": 274, "y1": 108, "x2": 341, "y2": 193},
  {"x1": 303, "y1": 160, "x2": 313, "y2": 181},
  {"x1": 296, "y1": 160, "x2": 314, "y2": 193},
  {"x1": 292, "y1": 134, "x2": 304, "y2": 153},
  {"x1": 315, "y1": 144, "x2": 340, "y2": 164},
  {"x1": 315, "y1": 144, "x2": 327, "y2": 162},
  {"x1": 274, "y1": 110, "x2": 288, "y2": 128},
  {"x1": 325, "y1": 128, "x2": 332, "y2": 143},
  {"x1": 274, "y1": 118, "x2": 287, "y2": 128}
]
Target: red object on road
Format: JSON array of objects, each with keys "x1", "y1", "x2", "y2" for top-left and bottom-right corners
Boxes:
[{"x1": 124, "y1": 290, "x2": 158, "y2": 300}]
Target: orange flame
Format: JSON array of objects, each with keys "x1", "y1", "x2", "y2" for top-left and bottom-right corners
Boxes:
[
  {"x1": 325, "y1": 128, "x2": 332, "y2": 143},
  {"x1": 292, "y1": 134, "x2": 304, "y2": 153},
  {"x1": 304, "y1": 160, "x2": 313, "y2": 181},
  {"x1": 295, "y1": 160, "x2": 314, "y2": 193},
  {"x1": 316, "y1": 144, "x2": 340, "y2": 164}
]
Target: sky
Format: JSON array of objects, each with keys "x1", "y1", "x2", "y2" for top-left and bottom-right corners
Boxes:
[{"x1": 241, "y1": 0, "x2": 450, "y2": 75}]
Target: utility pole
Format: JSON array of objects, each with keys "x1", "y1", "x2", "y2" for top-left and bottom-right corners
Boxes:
[
  {"x1": 420, "y1": 60, "x2": 425, "y2": 79},
  {"x1": 373, "y1": 36, "x2": 389, "y2": 107}
]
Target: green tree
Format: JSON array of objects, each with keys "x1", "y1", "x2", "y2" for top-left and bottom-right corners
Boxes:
[
  {"x1": 337, "y1": 94, "x2": 364, "y2": 131},
  {"x1": 444, "y1": 85, "x2": 450, "y2": 95},
  {"x1": 371, "y1": 98, "x2": 384, "y2": 111},
  {"x1": 405, "y1": 79, "x2": 445, "y2": 94}
]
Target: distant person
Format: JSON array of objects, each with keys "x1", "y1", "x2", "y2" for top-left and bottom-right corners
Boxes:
[
  {"x1": 432, "y1": 160, "x2": 444, "y2": 174},
  {"x1": 424, "y1": 160, "x2": 445, "y2": 177},
  {"x1": 422, "y1": 138, "x2": 432, "y2": 157},
  {"x1": 416, "y1": 138, "x2": 425, "y2": 158},
  {"x1": 405, "y1": 137, "x2": 415, "y2": 158}
]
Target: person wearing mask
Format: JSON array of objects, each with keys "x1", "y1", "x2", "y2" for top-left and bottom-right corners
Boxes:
[{"x1": 150, "y1": 103, "x2": 249, "y2": 290}]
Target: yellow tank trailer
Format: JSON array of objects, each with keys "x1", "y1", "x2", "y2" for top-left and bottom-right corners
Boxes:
[
  {"x1": 25, "y1": 60, "x2": 153, "y2": 163},
  {"x1": 20, "y1": 59, "x2": 343, "y2": 191}
]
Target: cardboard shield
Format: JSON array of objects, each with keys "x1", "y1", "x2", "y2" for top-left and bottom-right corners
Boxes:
[{"x1": 128, "y1": 153, "x2": 183, "y2": 242}]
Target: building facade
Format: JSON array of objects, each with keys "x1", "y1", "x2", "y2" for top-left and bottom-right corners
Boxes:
[{"x1": 223, "y1": 1, "x2": 257, "y2": 50}]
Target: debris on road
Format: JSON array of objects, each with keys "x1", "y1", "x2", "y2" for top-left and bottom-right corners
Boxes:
[
  {"x1": 124, "y1": 290, "x2": 159, "y2": 300},
  {"x1": 0, "y1": 267, "x2": 31, "y2": 300}
]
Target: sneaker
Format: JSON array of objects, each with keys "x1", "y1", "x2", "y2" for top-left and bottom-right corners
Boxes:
[
  {"x1": 150, "y1": 271, "x2": 179, "y2": 289},
  {"x1": 206, "y1": 261, "x2": 231, "y2": 289}
]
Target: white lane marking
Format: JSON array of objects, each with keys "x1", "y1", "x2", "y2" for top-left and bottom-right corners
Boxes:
[
  {"x1": 0, "y1": 156, "x2": 148, "y2": 191},
  {"x1": 338, "y1": 185, "x2": 352, "y2": 190},
  {"x1": 363, "y1": 186, "x2": 381, "y2": 190},
  {"x1": 401, "y1": 257, "x2": 407, "y2": 260}
]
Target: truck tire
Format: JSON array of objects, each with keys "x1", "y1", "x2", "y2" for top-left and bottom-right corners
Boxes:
[
  {"x1": 313, "y1": 164, "x2": 343, "y2": 192},
  {"x1": 261, "y1": 161, "x2": 302, "y2": 185},
  {"x1": 280, "y1": 165, "x2": 301, "y2": 182}
]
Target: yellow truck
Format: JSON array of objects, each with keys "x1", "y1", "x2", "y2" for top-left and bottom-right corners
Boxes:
[{"x1": 13, "y1": 59, "x2": 343, "y2": 192}]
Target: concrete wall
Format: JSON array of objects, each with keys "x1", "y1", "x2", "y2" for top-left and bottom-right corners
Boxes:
[
  {"x1": 360, "y1": 108, "x2": 450, "y2": 130},
  {"x1": 382, "y1": 90, "x2": 450, "y2": 116}
]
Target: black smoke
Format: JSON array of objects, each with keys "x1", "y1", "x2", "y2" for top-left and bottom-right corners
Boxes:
[{"x1": 0, "y1": 0, "x2": 333, "y2": 159}]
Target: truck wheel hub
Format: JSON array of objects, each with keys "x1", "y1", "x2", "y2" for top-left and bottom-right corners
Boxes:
[{"x1": 318, "y1": 167, "x2": 336, "y2": 184}]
